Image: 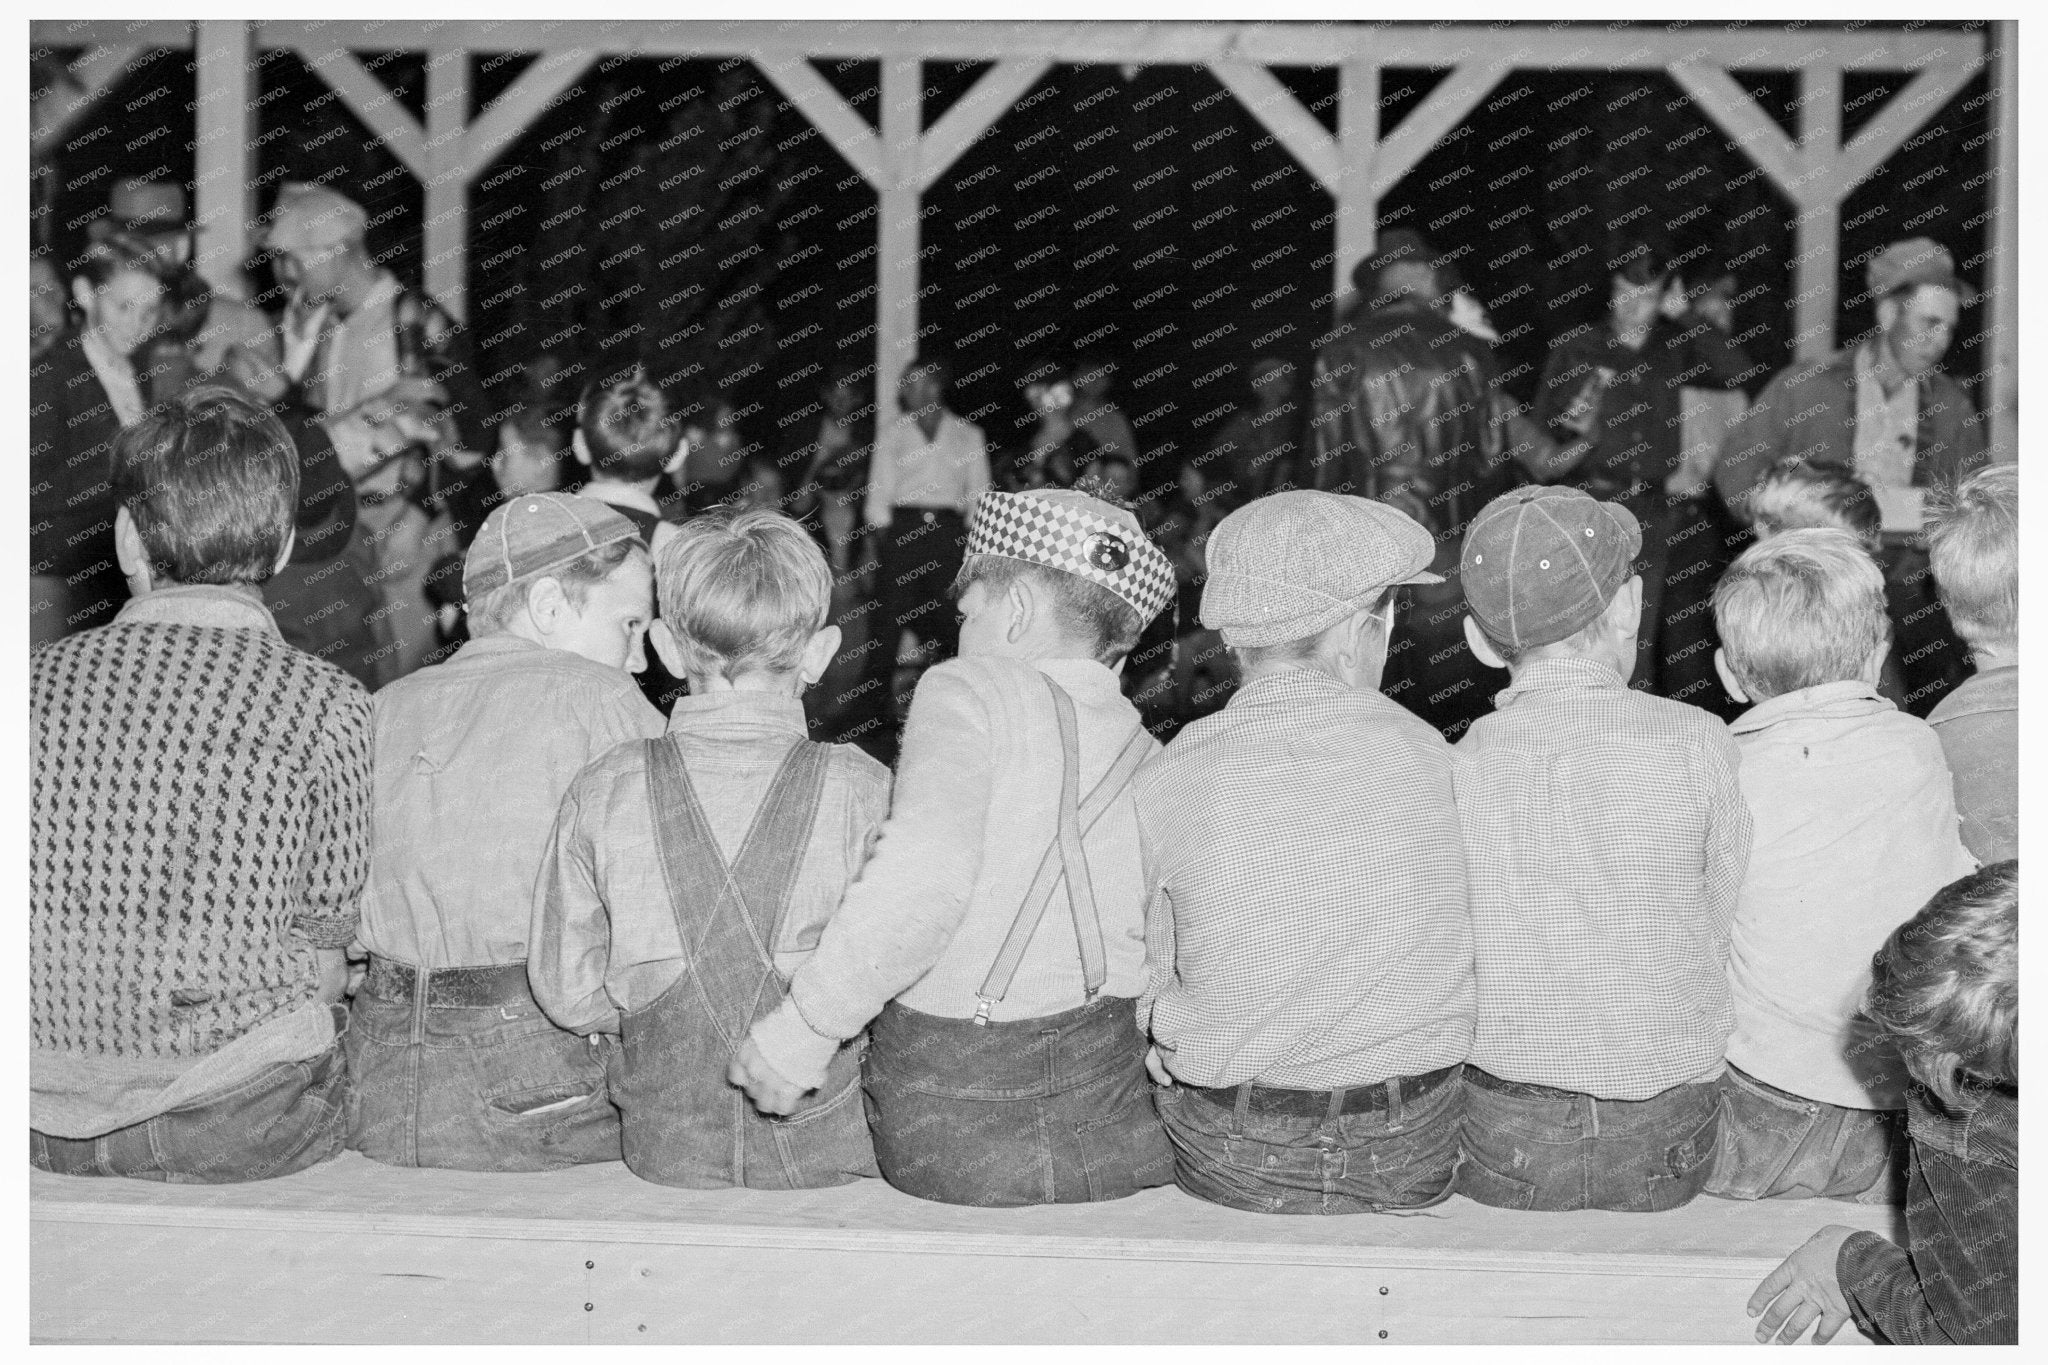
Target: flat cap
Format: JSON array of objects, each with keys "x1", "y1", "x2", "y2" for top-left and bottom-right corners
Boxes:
[
  {"x1": 967, "y1": 488, "x2": 1176, "y2": 625},
  {"x1": 265, "y1": 182, "x2": 367, "y2": 253},
  {"x1": 464, "y1": 492, "x2": 641, "y2": 601},
  {"x1": 1201, "y1": 491, "x2": 1441, "y2": 649}
]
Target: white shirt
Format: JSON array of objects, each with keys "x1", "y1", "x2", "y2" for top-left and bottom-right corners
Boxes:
[
  {"x1": 1724, "y1": 681, "x2": 1975, "y2": 1110},
  {"x1": 79, "y1": 327, "x2": 147, "y2": 428},
  {"x1": 864, "y1": 411, "x2": 990, "y2": 528},
  {"x1": 1851, "y1": 342, "x2": 1919, "y2": 491}
]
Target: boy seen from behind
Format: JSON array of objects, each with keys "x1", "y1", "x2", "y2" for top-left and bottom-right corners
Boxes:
[
  {"x1": 1706, "y1": 529, "x2": 1974, "y2": 1202},
  {"x1": 349, "y1": 493, "x2": 663, "y2": 1171},
  {"x1": 1925, "y1": 465, "x2": 2018, "y2": 863},
  {"x1": 531, "y1": 508, "x2": 888, "y2": 1189},
  {"x1": 1452, "y1": 485, "x2": 1752, "y2": 1212},
  {"x1": 572, "y1": 367, "x2": 688, "y2": 554}
]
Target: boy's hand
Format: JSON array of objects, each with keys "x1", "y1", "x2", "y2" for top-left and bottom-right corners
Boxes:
[
  {"x1": 1748, "y1": 1225, "x2": 1860, "y2": 1344},
  {"x1": 729, "y1": 1037, "x2": 808, "y2": 1116}
]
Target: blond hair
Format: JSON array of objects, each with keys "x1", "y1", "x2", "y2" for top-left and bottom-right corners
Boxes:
[
  {"x1": 1866, "y1": 862, "x2": 2018, "y2": 1112},
  {"x1": 656, "y1": 506, "x2": 830, "y2": 680},
  {"x1": 1928, "y1": 464, "x2": 2018, "y2": 649},
  {"x1": 1713, "y1": 528, "x2": 1888, "y2": 700}
]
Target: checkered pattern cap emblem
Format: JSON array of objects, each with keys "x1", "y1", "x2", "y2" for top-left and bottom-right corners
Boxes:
[{"x1": 966, "y1": 490, "x2": 1177, "y2": 624}]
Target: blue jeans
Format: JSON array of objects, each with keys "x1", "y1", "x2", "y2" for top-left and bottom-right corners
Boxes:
[
  {"x1": 863, "y1": 995, "x2": 1175, "y2": 1207},
  {"x1": 1704, "y1": 1063, "x2": 1903, "y2": 1202},
  {"x1": 346, "y1": 958, "x2": 620, "y2": 1171},
  {"x1": 1158, "y1": 1064, "x2": 1464, "y2": 1214},
  {"x1": 30, "y1": 1005, "x2": 350, "y2": 1184},
  {"x1": 1456, "y1": 1067, "x2": 1721, "y2": 1211}
]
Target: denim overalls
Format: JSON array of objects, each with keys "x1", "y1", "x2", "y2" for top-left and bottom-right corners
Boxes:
[{"x1": 612, "y1": 735, "x2": 876, "y2": 1189}]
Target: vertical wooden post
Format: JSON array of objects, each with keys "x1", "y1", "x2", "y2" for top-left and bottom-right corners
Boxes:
[
  {"x1": 424, "y1": 48, "x2": 469, "y2": 320},
  {"x1": 875, "y1": 57, "x2": 921, "y2": 434},
  {"x1": 1335, "y1": 60, "x2": 1378, "y2": 316},
  {"x1": 192, "y1": 19, "x2": 256, "y2": 299},
  {"x1": 1987, "y1": 20, "x2": 2018, "y2": 464},
  {"x1": 1791, "y1": 63, "x2": 1842, "y2": 359}
]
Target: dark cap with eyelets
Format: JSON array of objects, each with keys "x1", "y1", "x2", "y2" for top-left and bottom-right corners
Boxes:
[{"x1": 1460, "y1": 486, "x2": 1641, "y2": 653}]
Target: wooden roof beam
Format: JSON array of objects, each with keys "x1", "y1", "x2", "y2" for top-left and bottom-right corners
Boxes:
[
  {"x1": 30, "y1": 19, "x2": 1981, "y2": 71},
  {"x1": 1208, "y1": 60, "x2": 1338, "y2": 193},
  {"x1": 31, "y1": 43, "x2": 151, "y2": 156},
  {"x1": 462, "y1": 47, "x2": 596, "y2": 179},
  {"x1": 294, "y1": 44, "x2": 429, "y2": 179},
  {"x1": 917, "y1": 59, "x2": 1051, "y2": 193},
  {"x1": 755, "y1": 54, "x2": 885, "y2": 189},
  {"x1": 1666, "y1": 60, "x2": 1805, "y2": 198},
  {"x1": 1822, "y1": 60, "x2": 1984, "y2": 202},
  {"x1": 1369, "y1": 60, "x2": 1510, "y2": 200}
]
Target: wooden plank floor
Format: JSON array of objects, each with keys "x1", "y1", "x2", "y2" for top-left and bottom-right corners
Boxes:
[{"x1": 32, "y1": 1154, "x2": 1899, "y2": 1344}]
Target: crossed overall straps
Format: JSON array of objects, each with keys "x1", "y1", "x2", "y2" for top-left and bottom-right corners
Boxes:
[
  {"x1": 645, "y1": 735, "x2": 831, "y2": 1046},
  {"x1": 973, "y1": 675, "x2": 1152, "y2": 1024}
]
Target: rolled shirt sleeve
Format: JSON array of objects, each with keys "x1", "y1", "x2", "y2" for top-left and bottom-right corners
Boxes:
[{"x1": 529, "y1": 778, "x2": 623, "y2": 1037}]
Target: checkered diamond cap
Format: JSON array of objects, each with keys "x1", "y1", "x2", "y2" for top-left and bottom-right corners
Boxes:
[
  {"x1": 965, "y1": 489, "x2": 1177, "y2": 625},
  {"x1": 463, "y1": 492, "x2": 641, "y2": 601},
  {"x1": 1201, "y1": 491, "x2": 1442, "y2": 649}
]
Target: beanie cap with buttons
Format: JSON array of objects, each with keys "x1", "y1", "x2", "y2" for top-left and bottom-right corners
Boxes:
[{"x1": 1459, "y1": 486, "x2": 1641, "y2": 653}]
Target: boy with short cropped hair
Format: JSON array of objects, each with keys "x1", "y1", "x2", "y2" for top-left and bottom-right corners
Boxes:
[
  {"x1": 1706, "y1": 529, "x2": 1975, "y2": 1202},
  {"x1": 731, "y1": 484, "x2": 1179, "y2": 1207},
  {"x1": 1453, "y1": 484, "x2": 1752, "y2": 1212},
  {"x1": 572, "y1": 367, "x2": 687, "y2": 553},
  {"x1": 349, "y1": 493, "x2": 664, "y2": 1171},
  {"x1": 1749, "y1": 458, "x2": 1882, "y2": 549},
  {"x1": 1925, "y1": 465, "x2": 2018, "y2": 863},
  {"x1": 531, "y1": 507, "x2": 888, "y2": 1188}
]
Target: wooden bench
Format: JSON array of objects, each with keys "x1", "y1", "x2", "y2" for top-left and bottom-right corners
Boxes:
[{"x1": 32, "y1": 1154, "x2": 1896, "y2": 1343}]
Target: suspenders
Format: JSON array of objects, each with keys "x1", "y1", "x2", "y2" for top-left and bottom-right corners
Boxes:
[{"x1": 973, "y1": 675, "x2": 1152, "y2": 1025}]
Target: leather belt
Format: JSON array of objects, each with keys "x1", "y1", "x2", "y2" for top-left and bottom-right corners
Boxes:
[
  {"x1": 1190, "y1": 1063, "x2": 1460, "y2": 1118},
  {"x1": 362, "y1": 955, "x2": 532, "y2": 1009}
]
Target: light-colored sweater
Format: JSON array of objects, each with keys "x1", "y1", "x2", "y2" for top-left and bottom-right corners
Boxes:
[{"x1": 749, "y1": 654, "x2": 1157, "y2": 1090}]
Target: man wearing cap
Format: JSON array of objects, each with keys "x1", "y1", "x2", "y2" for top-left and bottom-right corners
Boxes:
[
  {"x1": 264, "y1": 181, "x2": 485, "y2": 683},
  {"x1": 1136, "y1": 491, "x2": 1475, "y2": 1214},
  {"x1": 1452, "y1": 485, "x2": 1751, "y2": 1212},
  {"x1": 1309, "y1": 229, "x2": 1575, "y2": 739},
  {"x1": 1714, "y1": 238, "x2": 1988, "y2": 709},
  {"x1": 348, "y1": 492, "x2": 662, "y2": 1171},
  {"x1": 733, "y1": 484, "x2": 1179, "y2": 1207}
]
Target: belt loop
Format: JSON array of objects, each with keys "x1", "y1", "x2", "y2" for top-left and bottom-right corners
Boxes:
[
  {"x1": 1587, "y1": 1094, "x2": 1601, "y2": 1142},
  {"x1": 1388, "y1": 1074, "x2": 1405, "y2": 1126},
  {"x1": 1324, "y1": 1087, "x2": 1346, "y2": 1126},
  {"x1": 1233, "y1": 1083, "x2": 1253, "y2": 1130},
  {"x1": 409, "y1": 962, "x2": 428, "y2": 1044}
]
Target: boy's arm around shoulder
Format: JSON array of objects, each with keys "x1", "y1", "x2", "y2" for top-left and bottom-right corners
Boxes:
[
  {"x1": 748, "y1": 664, "x2": 993, "y2": 1091},
  {"x1": 529, "y1": 762, "x2": 627, "y2": 1036}
]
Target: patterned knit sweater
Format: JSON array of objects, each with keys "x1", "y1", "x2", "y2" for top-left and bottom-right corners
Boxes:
[{"x1": 31, "y1": 585, "x2": 372, "y2": 1074}]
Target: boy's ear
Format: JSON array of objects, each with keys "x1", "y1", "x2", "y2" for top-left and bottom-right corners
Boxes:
[
  {"x1": 1713, "y1": 647, "x2": 1752, "y2": 705},
  {"x1": 570, "y1": 430, "x2": 593, "y2": 468},
  {"x1": 273, "y1": 524, "x2": 297, "y2": 575},
  {"x1": 649, "y1": 618, "x2": 686, "y2": 678},
  {"x1": 799, "y1": 623, "x2": 842, "y2": 686},
  {"x1": 524, "y1": 575, "x2": 568, "y2": 632},
  {"x1": 1005, "y1": 577, "x2": 1034, "y2": 644},
  {"x1": 662, "y1": 437, "x2": 689, "y2": 476},
  {"x1": 1463, "y1": 615, "x2": 1507, "y2": 670},
  {"x1": 1860, "y1": 635, "x2": 1891, "y2": 687},
  {"x1": 1608, "y1": 574, "x2": 1644, "y2": 633},
  {"x1": 114, "y1": 505, "x2": 149, "y2": 589}
]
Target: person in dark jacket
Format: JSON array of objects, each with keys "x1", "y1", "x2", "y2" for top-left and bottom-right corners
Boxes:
[
  {"x1": 30, "y1": 236, "x2": 165, "y2": 644},
  {"x1": 1534, "y1": 242, "x2": 1754, "y2": 696},
  {"x1": 1713, "y1": 238, "x2": 1988, "y2": 715},
  {"x1": 1748, "y1": 861, "x2": 2017, "y2": 1345},
  {"x1": 1307, "y1": 230, "x2": 1569, "y2": 737}
]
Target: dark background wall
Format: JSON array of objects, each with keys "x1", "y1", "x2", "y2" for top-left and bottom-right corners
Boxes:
[{"x1": 32, "y1": 23, "x2": 1995, "y2": 488}]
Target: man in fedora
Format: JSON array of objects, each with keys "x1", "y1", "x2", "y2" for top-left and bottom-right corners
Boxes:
[
  {"x1": 1713, "y1": 237, "x2": 1990, "y2": 710},
  {"x1": 1135, "y1": 490, "x2": 1475, "y2": 1214}
]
